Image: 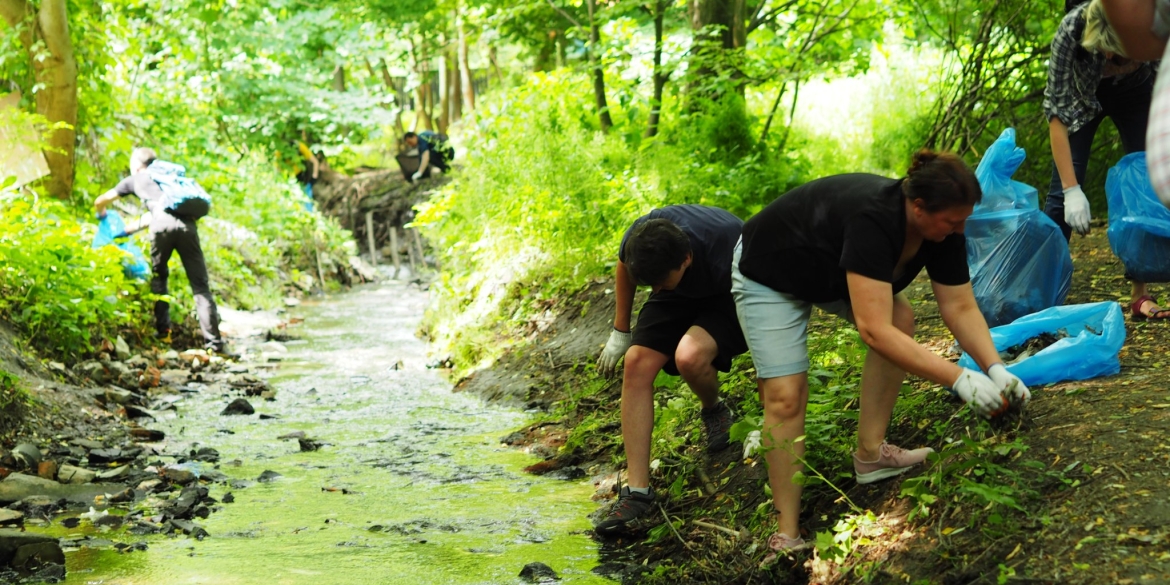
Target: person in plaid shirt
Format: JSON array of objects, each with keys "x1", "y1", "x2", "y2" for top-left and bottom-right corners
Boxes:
[
  {"x1": 1044, "y1": 0, "x2": 1167, "y2": 319},
  {"x1": 1101, "y1": 0, "x2": 1170, "y2": 208}
]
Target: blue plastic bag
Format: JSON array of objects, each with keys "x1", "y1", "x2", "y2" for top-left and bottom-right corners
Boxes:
[
  {"x1": 1105, "y1": 152, "x2": 1170, "y2": 282},
  {"x1": 967, "y1": 129, "x2": 1072, "y2": 326},
  {"x1": 957, "y1": 301, "x2": 1125, "y2": 386},
  {"x1": 93, "y1": 211, "x2": 150, "y2": 280}
]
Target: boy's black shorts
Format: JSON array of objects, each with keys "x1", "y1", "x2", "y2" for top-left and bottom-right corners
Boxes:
[{"x1": 631, "y1": 291, "x2": 748, "y2": 376}]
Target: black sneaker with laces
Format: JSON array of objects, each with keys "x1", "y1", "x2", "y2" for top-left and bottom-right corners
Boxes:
[
  {"x1": 594, "y1": 486, "x2": 655, "y2": 535},
  {"x1": 700, "y1": 400, "x2": 736, "y2": 453}
]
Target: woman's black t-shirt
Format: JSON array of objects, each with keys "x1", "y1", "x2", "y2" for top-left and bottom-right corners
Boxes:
[{"x1": 738, "y1": 173, "x2": 970, "y2": 303}]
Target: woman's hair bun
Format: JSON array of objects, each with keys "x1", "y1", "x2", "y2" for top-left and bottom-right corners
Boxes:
[{"x1": 907, "y1": 148, "x2": 940, "y2": 176}]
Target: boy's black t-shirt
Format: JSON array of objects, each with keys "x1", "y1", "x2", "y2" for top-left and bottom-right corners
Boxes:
[
  {"x1": 738, "y1": 173, "x2": 970, "y2": 303},
  {"x1": 619, "y1": 204, "x2": 744, "y2": 299}
]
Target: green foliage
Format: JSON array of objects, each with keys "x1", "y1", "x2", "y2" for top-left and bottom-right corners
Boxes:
[
  {"x1": 0, "y1": 197, "x2": 150, "y2": 359},
  {"x1": 0, "y1": 369, "x2": 30, "y2": 411}
]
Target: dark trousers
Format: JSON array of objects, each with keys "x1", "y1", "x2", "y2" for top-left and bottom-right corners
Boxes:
[
  {"x1": 1045, "y1": 70, "x2": 1154, "y2": 242},
  {"x1": 151, "y1": 220, "x2": 222, "y2": 347}
]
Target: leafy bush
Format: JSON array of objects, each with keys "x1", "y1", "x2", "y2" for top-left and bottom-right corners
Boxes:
[{"x1": 0, "y1": 197, "x2": 150, "y2": 359}]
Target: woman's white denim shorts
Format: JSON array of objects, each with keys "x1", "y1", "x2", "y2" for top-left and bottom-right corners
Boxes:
[{"x1": 731, "y1": 240, "x2": 849, "y2": 379}]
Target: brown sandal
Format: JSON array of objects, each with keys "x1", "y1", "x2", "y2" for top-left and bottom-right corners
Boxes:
[{"x1": 1131, "y1": 295, "x2": 1170, "y2": 320}]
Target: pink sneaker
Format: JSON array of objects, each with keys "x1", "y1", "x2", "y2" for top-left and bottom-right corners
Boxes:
[
  {"x1": 853, "y1": 442, "x2": 933, "y2": 485},
  {"x1": 759, "y1": 532, "x2": 809, "y2": 568}
]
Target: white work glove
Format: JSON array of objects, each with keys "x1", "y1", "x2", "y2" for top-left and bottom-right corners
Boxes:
[
  {"x1": 1062, "y1": 185, "x2": 1091, "y2": 236},
  {"x1": 951, "y1": 368, "x2": 1008, "y2": 418},
  {"x1": 987, "y1": 363, "x2": 1030, "y2": 406},
  {"x1": 597, "y1": 328, "x2": 632, "y2": 375},
  {"x1": 411, "y1": 170, "x2": 423, "y2": 182}
]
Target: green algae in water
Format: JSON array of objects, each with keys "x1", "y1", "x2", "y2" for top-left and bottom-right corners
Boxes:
[{"x1": 49, "y1": 282, "x2": 610, "y2": 585}]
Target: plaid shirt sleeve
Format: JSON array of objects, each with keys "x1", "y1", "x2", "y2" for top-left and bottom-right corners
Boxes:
[
  {"x1": 1044, "y1": 12, "x2": 1092, "y2": 132},
  {"x1": 1147, "y1": 41, "x2": 1170, "y2": 208}
]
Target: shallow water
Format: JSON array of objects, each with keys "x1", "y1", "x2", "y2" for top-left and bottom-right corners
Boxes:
[{"x1": 51, "y1": 278, "x2": 608, "y2": 585}]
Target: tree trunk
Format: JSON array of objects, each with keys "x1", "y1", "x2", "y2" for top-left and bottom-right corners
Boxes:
[
  {"x1": 0, "y1": 0, "x2": 78, "y2": 199},
  {"x1": 458, "y1": 6, "x2": 475, "y2": 114},
  {"x1": 332, "y1": 65, "x2": 346, "y2": 92},
  {"x1": 448, "y1": 43, "x2": 462, "y2": 123},
  {"x1": 409, "y1": 37, "x2": 433, "y2": 131},
  {"x1": 585, "y1": 0, "x2": 613, "y2": 132},
  {"x1": 437, "y1": 44, "x2": 450, "y2": 132},
  {"x1": 687, "y1": 0, "x2": 746, "y2": 102},
  {"x1": 645, "y1": 0, "x2": 668, "y2": 138}
]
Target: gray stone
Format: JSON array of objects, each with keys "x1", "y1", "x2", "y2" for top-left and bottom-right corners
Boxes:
[
  {"x1": 126, "y1": 355, "x2": 151, "y2": 370},
  {"x1": 70, "y1": 439, "x2": 104, "y2": 450},
  {"x1": 10, "y1": 540, "x2": 65, "y2": 571},
  {"x1": 96, "y1": 465, "x2": 130, "y2": 480},
  {"x1": 0, "y1": 527, "x2": 58, "y2": 560},
  {"x1": 10, "y1": 444, "x2": 40, "y2": 469},
  {"x1": 57, "y1": 465, "x2": 96, "y2": 484},
  {"x1": 76, "y1": 360, "x2": 110, "y2": 383},
  {"x1": 0, "y1": 509, "x2": 23, "y2": 527},
  {"x1": 114, "y1": 336, "x2": 131, "y2": 361},
  {"x1": 100, "y1": 387, "x2": 135, "y2": 406},
  {"x1": 0, "y1": 473, "x2": 125, "y2": 505}
]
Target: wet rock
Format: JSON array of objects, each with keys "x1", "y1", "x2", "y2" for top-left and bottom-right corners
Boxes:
[
  {"x1": 222, "y1": 493, "x2": 234, "y2": 503},
  {"x1": 500, "y1": 431, "x2": 526, "y2": 445},
  {"x1": 57, "y1": 465, "x2": 95, "y2": 484},
  {"x1": 259, "y1": 413, "x2": 280, "y2": 420},
  {"x1": 101, "y1": 387, "x2": 137, "y2": 406},
  {"x1": 167, "y1": 519, "x2": 209, "y2": 540},
  {"x1": 129, "y1": 428, "x2": 165, "y2": 442},
  {"x1": 0, "y1": 509, "x2": 23, "y2": 527},
  {"x1": 519, "y1": 562, "x2": 561, "y2": 583},
  {"x1": 127, "y1": 520, "x2": 163, "y2": 535},
  {"x1": 256, "y1": 470, "x2": 281, "y2": 483},
  {"x1": 94, "y1": 514, "x2": 123, "y2": 529},
  {"x1": 221, "y1": 398, "x2": 254, "y2": 416},
  {"x1": 96, "y1": 465, "x2": 131, "y2": 481},
  {"x1": 162, "y1": 466, "x2": 197, "y2": 486},
  {"x1": 123, "y1": 404, "x2": 159, "y2": 420},
  {"x1": 113, "y1": 541, "x2": 148, "y2": 553},
  {"x1": 105, "y1": 488, "x2": 135, "y2": 504},
  {"x1": 297, "y1": 438, "x2": 322, "y2": 452},
  {"x1": 0, "y1": 528, "x2": 65, "y2": 575},
  {"x1": 88, "y1": 448, "x2": 140, "y2": 465},
  {"x1": 277, "y1": 431, "x2": 306, "y2": 440},
  {"x1": 60, "y1": 518, "x2": 79, "y2": 529},
  {"x1": 136, "y1": 479, "x2": 162, "y2": 492},
  {"x1": 545, "y1": 466, "x2": 586, "y2": 481}
]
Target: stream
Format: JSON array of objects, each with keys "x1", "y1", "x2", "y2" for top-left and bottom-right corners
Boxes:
[{"x1": 48, "y1": 276, "x2": 609, "y2": 584}]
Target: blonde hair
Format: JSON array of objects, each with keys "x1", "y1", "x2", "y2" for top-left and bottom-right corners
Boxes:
[{"x1": 1081, "y1": 0, "x2": 1127, "y2": 56}]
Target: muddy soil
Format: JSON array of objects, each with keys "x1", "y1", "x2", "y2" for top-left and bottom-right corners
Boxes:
[{"x1": 457, "y1": 221, "x2": 1170, "y2": 584}]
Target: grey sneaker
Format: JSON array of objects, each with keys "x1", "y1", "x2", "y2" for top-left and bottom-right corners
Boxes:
[
  {"x1": 594, "y1": 487, "x2": 655, "y2": 535},
  {"x1": 700, "y1": 401, "x2": 735, "y2": 453},
  {"x1": 853, "y1": 442, "x2": 933, "y2": 484},
  {"x1": 760, "y1": 532, "x2": 809, "y2": 568}
]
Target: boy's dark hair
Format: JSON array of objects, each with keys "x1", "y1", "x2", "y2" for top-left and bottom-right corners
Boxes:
[
  {"x1": 403, "y1": 132, "x2": 418, "y2": 140},
  {"x1": 625, "y1": 219, "x2": 691, "y2": 286}
]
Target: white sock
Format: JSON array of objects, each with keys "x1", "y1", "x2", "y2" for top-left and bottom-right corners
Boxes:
[{"x1": 627, "y1": 486, "x2": 650, "y2": 495}]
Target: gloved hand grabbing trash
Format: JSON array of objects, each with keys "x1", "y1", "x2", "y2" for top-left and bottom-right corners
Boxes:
[
  {"x1": 1062, "y1": 185, "x2": 1091, "y2": 235},
  {"x1": 987, "y1": 363, "x2": 1030, "y2": 406},
  {"x1": 411, "y1": 170, "x2": 424, "y2": 182},
  {"x1": 597, "y1": 328, "x2": 632, "y2": 375},
  {"x1": 952, "y1": 368, "x2": 1008, "y2": 418}
]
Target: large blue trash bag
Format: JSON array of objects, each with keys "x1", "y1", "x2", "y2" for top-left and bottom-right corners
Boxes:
[
  {"x1": 958, "y1": 301, "x2": 1125, "y2": 387},
  {"x1": 93, "y1": 211, "x2": 150, "y2": 280},
  {"x1": 966, "y1": 128, "x2": 1072, "y2": 326},
  {"x1": 1106, "y1": 152, "x2": 1170, "y2": 282}
]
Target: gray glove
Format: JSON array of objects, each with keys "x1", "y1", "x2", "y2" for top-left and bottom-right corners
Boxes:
[
  {"x1": 1062, "y1": 185, "x2": 1091, "y2": 236},
  {"x1": 988, "y1": 363, "x2": 1030, "y2": 406},
  {"x1": 598, "y1": 329, "x2": 632, "y2": 375},
  {"x1": 411, "y1": 170, "x2": 424, "y2": 182},
  {"x1": 951, "y1": 368, "x2": 1007, "y2": 418}
]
